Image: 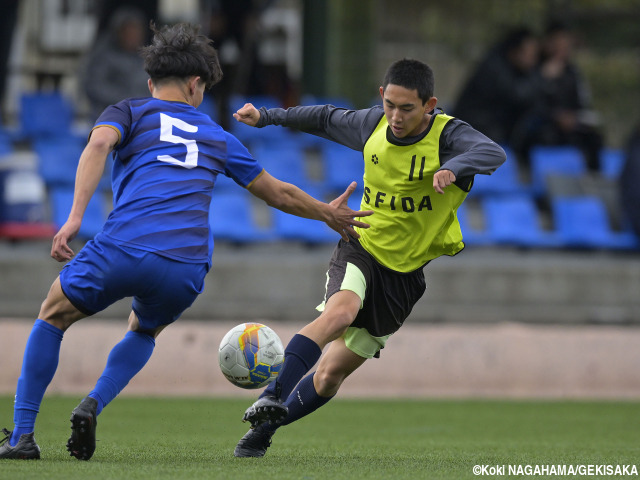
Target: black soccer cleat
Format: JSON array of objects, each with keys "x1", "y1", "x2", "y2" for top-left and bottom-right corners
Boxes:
[
  {"x1": 0, "y1": 428, "x2": 41, "y2": 460},
  {"x1": 241, "y1": 396, "x2": 288, "y2": 428},
  {"x1": 234, "y1": 425, "x2": 274, "y2": 457},
  {"x1": 67, "y1": 396, "x2": 98, "y2": 461}
]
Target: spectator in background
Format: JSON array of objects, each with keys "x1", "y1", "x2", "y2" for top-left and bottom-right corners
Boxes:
[
  {"x1": 530, "y1": 20, "x2": 604, "y2": 172},
  {"x1": 207, "y1": 0, "x2": 265, "y2": 129},
  {"x1": 80, "y1": 7, "x2": 150, "y2": 121},
  {"x1": 620, "y1": 125, "x2": 640, "y2": 238},
  {"x1": 452, "y1": 27, "x2": 541, "y2": 151},
  {"x1": 94, "y1": 0, "x2": 158, "y2": 44},
  {"x1": 207, "y1": 0, "x2": 289, "y2": 129}
]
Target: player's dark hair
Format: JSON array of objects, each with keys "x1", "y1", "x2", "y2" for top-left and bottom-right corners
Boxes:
[
  {"x1": 140, "y1": 22, "x2": 223, "y2": 89},
  {"x1": 382, "y1": 59, "x2": 434, "y2": 104}
]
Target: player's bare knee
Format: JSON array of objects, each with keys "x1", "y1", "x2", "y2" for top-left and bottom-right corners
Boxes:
[
  {"x1": 38, "y1": 297, "x2": 84, "y2": 331},
  {"x1": 319, "y1": 309, "x2": 354, "y2": 340},
  {"x1": 37, "y1": 313, "x2": 78, "y2": 332}
]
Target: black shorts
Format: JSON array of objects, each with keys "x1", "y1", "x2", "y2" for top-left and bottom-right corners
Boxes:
[{"x1": 322, "y1": 237, "x2": 427, "y2": 339}]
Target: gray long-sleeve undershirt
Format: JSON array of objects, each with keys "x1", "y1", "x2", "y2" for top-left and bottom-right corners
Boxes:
[{"x1": 256, "y1": 104, "x2": 507, "y2": 180}]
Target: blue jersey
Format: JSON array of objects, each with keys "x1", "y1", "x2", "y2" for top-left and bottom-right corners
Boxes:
[{"x1": 94, "y1": 97, "x2": 263, "y2": 265}]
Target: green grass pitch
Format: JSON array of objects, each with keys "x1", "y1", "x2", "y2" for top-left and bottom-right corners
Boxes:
[{"x1": 1, "y1": 396, "x2": 639, "y2": 479}]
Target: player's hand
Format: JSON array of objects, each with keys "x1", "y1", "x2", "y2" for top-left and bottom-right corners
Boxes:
[
  {"x1": 433, "y1": 169, "x2": 456, "y2": 194},
  {"x1": 233, "y1": 103, "x2": 261, "y2": 127},
  {"x1": 50, "y1": 218, "x2": 81, "y2": 262},
  {"x1": 326, "y1": 182, "x2": 373, "y2": 242}
]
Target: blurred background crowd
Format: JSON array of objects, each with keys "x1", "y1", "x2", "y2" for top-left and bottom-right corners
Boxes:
[{"x1": 0, "y1": 0, "x2": 638, "y2": 252}]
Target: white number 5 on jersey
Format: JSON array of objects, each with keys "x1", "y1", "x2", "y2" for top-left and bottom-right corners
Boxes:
[{"x1": 157, "y1": 113, "x2": 199, "y2": 168}]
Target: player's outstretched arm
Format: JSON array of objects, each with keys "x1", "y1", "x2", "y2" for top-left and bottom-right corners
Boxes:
[
  {"x1": 233, "y1": 103, "x2": 260, "y2": 127},
  {"x1": 247, "y1": 172, "x2": 372, "y2": 241},
  {"x1": 51, "y1": 126, "x2": 117, "y2": 262}
]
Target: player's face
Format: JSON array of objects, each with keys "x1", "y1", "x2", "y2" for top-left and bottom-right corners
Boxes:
[{"x1": 380, "y1": 84, "x2": 434, "y2": 138}]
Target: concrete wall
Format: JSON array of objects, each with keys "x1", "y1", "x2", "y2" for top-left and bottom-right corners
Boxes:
[
  {"x1": 2, "y1": 319, "x2": 640, "y2": 399},
  {"x1": 2, "y1": 241, "x2": 639, "y2": 324}
]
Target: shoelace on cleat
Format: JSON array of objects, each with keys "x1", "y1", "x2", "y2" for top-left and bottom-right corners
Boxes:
[{"x1": 0, "y1": 428, "x2": 11, "y2": 446}]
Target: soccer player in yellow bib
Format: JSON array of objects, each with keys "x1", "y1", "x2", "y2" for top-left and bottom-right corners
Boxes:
[{"x1": 232, "y1": 58, "x2": 506, "y2": 457}]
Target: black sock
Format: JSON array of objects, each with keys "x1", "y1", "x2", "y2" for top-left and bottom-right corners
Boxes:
[
  {"x1": 265, "y1": 372, "x2": 333, "y2": 432},
  {"x1": 260, "y1": 334, "x2": 322, "y2": 400}
]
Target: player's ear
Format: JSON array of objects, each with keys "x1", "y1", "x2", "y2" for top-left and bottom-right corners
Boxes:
[
  {"x1": 379, "y1": 86, "x2": 385, "y2": 101},
  {"x1": 189, "y1": 76, "x2": 201, "y2": 95},
  {"x1": 425, "y1": 96, "x2": 438, "y2": 113},
  {"x1": 147, "y1": 78, "x2": 154, "y2": 95}
]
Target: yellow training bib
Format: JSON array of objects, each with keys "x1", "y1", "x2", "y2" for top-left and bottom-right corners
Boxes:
[{"x1": 354, "y1": 113, "x2": 467, "y2": 272}]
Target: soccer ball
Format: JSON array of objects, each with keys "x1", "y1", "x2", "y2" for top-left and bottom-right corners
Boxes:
[{"x1": 218, "y1": 323, "x2": 285, "y2": 389}]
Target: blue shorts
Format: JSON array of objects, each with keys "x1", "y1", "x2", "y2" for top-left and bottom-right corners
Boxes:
[{"x1": 59, "y1": 232, "x2": 208, "y2": 330}]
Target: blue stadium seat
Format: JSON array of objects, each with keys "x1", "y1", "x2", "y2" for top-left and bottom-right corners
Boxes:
[
  {"x1": 268, "y1": 181, "x2": 338, "y2": 244},
  {"x1": 600, "y1": 148, "x2": 625, "y2": 179},
  {"x1": 482, "y1": 195, "x2": 560, "y2": 248},
  {"x1": 271, "y1": 208, "x2": 338, "y2": 244},
  {"x1": 456, "y1": 203, "x2": 489, "y2": 246},
  {"x1": 33, "y1": 135, "x2": 84, "y2": 187},
  {"x1": 19, "y1": 92, "x2": 74, "y2": 140},
  {"x1": 551, "y1": 195, "x2": 638, "y2": 250},
  {"x1": 529, "y1": 145, "x2": 587, "y2": 197},
  {"x1": 469, "y1": 146, "x2": 526, "y2": 197},
  {"x1": 321, "y1": 142, "x2": 364, "y2": 193},
  {"x1": 197, "y1": 93, "x2": 219, "y2": 124},
  {"x1": 209, "y1": 190, "x2": 272, "y2": 243},
  {"x1": 251, "y1": 143, "x2": 312, "y2": 189},
  {"x1": 0, "y1": 128, "x2": 13, "y2": 156},
  {"x1": 50, "y1": 186, "x2": 107, "y2": 240}
]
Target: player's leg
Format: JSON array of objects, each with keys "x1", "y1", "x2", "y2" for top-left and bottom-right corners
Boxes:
[
  {"x1": 67, "y1": 310, "x2": 162, "y2": 461},
  {"x1": 237, "y1": 241, "x2": 425, "y2": 457},
  {"x1": 234, "y1": 335, "x2": 368, "y2": 457},
  {"x1": 73, "y1": 250, "x2": 205, "y2": 419},
  {"x1": 242, "y1": 289, "x2": 361, "y2": 428},
  {"x1": 67, "y1": 252, "x2": 207, "y2": 460},
  {"x1": 238, "y1": 240, "x2": 369, "y2": 448},
  {"x1": 280, "y1": 325, "x2": 384, "y2": 429},
  {"x1": 84, "y1": 311, "x2": 165, "y2": 417},
  {"x1": 276, "y1": 336, "x2": 365, "y2": 428},
  {"x1": 1, "y1": 277, "x2": 86, "y2": 459},
  {"x1": 273, "y1": 288, "x2": 361, "y2": 395},
  {"x1": 250, "y1": 245, "x2": 367, "y2": 416},
  {"x1": 311, "y1": 336, "x2": 367, "y2": 396}
]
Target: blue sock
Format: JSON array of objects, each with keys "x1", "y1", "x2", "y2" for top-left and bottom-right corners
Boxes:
[
  {"x1": 11, "y1": 319, "x2": 64, "y2": 446},
  {"x1": 260, "y1": 334, "x2": 322, "y2": 401},
  {"x1": 265, "y1": 373, "x2": 333, "y2": 432},
  {"x1": 88, "y1": 331, "x2": 155, "y2": 415}
]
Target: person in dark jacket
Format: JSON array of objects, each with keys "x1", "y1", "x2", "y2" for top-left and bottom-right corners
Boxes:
[
  {"x1": 532, "y1": 20, "x2": 604, "y2": 171},
  {"x1": 452, "y1": 27, "x2": 541, "y2": 149},
  {"x1": 80, "y1": 6, "x2": 151, "y2": 121}
]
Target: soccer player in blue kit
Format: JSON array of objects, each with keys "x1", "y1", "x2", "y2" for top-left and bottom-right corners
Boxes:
[{"x1": 0, "y1": 23, "x2": 371, "y2": 461}]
